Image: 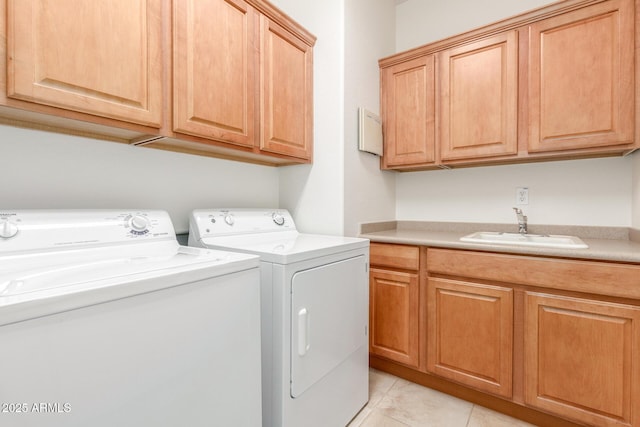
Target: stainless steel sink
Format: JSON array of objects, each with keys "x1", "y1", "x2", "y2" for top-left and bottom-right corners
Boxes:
[{"x1": 460, "y1": 231, "x2": 588, "y2": 249}]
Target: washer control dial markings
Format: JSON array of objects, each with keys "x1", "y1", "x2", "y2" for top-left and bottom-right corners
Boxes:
[
  {"x1": 272, "y1": 212, "x2": 285, "y2": 226},
  {"x1": 0, "y1": 220, "x2": 19, "y2": 239},
  {"x1": 126, "y1": 214, "x2": 151, "y2": 235}
]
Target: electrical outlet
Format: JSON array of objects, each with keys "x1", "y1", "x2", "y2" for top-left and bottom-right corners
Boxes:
[{"x1": 516, "y1": 187, "x2": 529, "y2": 205}]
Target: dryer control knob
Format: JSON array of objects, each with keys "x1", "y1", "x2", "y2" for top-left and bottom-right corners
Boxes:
[
  {"x1": 272, "y1": 213, "x2": 285, "y2": 226},
  {"x1": 0, "y1": 220, "x2": 19, "y2": 239},
  {"x1": 129, "y1": 215, "x2": 150, "y2": 232},
  {"x1": 224, "y1": 214, "x2": 235, "y2": 226}
]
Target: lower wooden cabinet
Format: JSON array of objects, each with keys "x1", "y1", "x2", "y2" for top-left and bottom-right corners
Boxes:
[
  {"x1": 524, "y1": 292, "x2": 640, "y2": 427},
  {"x1": 369, "y1": 243, "x2": 421, "y2": 368},
  {"x1": 427, "y1": 278, "x2": 513, "y2": 398},
  {"x1": 370, "y1": 246, "x2": 640, "y2": 427},
  {"x1": 369, "y1": 268, "x2": 420, "y2": 368}
]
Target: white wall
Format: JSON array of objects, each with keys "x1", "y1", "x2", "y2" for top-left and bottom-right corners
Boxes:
[
  {"x1": 396, "y1": 0, "x2": 555, "y2": 52},
  {"x1": 397, "y1": 157, "x2": 632, "y2": 226},
  {"x1": 0, "y1": 125, "x2": 279, "y2": 233},
  {"x1": 273, "y1": 0, "x2": 397, "y2": 237},
  {"x1": 394, "y1": 0, "x2": 635, "y2": 227},
  {"x1": 343, "y1": 0, "x2": 397, "y2": 237},
  {"x1": 272, "y1": 0, "x2": 346, "y2": 235}
]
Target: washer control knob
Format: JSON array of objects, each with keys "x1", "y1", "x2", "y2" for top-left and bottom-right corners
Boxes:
[
  {"x1": 272, "y1": 212, "x2": 285, "y2": 226},
  {"x1": 129, "y1": 215, "x2": 150, "y2": 233},
  {"x1": 224, "y1": 214, "x2": 235, "y2": 226},
  {"x1": 0, "y1": 220, "x2": 19, "y2": 239}
]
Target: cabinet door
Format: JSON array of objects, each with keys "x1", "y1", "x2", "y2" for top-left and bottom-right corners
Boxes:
[
  {"x1": 439, "y1": 32, "x2": 518, "y2": 161},
  {"x1": 525, "y1": 292, "x2": 640, "y2": 427},
  {"x1": 260, "y1": 16, "x2": 313, "y2": 160},
  {"x1": 528, "y1": 0, "x2": 634, "y2": 153},
  {"x1": 381, "y1": 55, "x2": 436, "y2": 168},
  {"x1": 369, "y1": 268, "x2": 419, "y2": 367},
  {"x1": 7, "y1": 0, "x2": 163, "y2": 128},
  {"x1": 173, "y1": 0, "x2": 257, "y2": 147},
  {"x1": 427, "y1": 278, "x2": 513, "y2": 398}
]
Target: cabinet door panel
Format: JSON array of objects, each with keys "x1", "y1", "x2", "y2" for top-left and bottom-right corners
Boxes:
[
  {"x1": 528, "y1": 0, "x2": 634, "y2": 152},
  {"x1": 427, "y1": 278, "x2": 513, "y2": 398},
  {"x1": 381, "y1": 55, "x2": 435, "y2": 168},
  {"x1": 260, "y1": 17, "x2": 313, "y2": 160},
  {"x1": 439, "y1": 32, "x2": 518, "y2": 161},
  {"x1": 370, "y1": 268, "x2": 419, "y2": 367},
  {"x1": 7, "y1": 0, "x2": 163, "y2": 128},
  {"x1": 525, "y1": 292, "x2": 640, "y2": 427},
  {"x1": 173, "y1": 0, "x2": 257, "y2": 147}
]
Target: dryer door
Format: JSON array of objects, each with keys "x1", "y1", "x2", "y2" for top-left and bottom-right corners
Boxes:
[{"x1": 290, "y1": 255, "x2": 367, "y2": 398}]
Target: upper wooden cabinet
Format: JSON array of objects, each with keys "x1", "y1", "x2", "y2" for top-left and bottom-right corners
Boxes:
[
  {"x1": 528, "y1": 0, "x2": 634, "y2": 153},
  {"x1": 439, "y1": 32, "x2": 518, "y2": 162},
  {"x1": 380, "y1": 55, "x2": 436, "y2": 168},
  {"x1": 173, "y1": 0, "x2": 258, "y2": 148},
  {"x1": 0, "y1": 0, "x2": 315, "y2": 165},
  {"x1": 6, "y1": 0, "x2": 163, "y2": 128},
  {"x1": 172, "y1": 0, "x2": 314, "y2": 161},
  {"x1": 379, "y1": 0, "x2": 639, "y2": 171},
  {"x1": 259, "y1": 15, "x2": 314, "y2": 160}
]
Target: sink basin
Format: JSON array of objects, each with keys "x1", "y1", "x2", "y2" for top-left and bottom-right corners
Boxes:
[{"x1": 460, "y1": 231, "x2": 588, "y2": 249}]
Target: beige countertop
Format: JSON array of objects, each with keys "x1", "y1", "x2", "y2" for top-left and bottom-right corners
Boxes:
[{"x1": 359, "y1": 221, "x2": 640, "y2": 264}]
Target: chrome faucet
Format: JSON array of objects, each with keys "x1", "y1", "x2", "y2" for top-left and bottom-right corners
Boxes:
[{"x1": 513, "y1": 207, "x2": 528, "y2": 234}]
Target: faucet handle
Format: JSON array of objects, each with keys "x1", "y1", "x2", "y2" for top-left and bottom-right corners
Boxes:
[{"x1": 513, "y1": 207, "x2": 528, "y2": 234}]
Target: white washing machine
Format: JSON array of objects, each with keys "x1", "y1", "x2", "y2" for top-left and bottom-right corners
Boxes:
[
  {"x1": 0, "y1": 210, "x2": 262, "y2": 427},
  {"x1": 189, "y1": 209, "x2": 370, "y2": 427}
]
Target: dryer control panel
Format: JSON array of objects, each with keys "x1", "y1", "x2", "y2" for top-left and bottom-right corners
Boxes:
[{"x1": 190, "y1": 209, "x2": 296, "y2": 238}]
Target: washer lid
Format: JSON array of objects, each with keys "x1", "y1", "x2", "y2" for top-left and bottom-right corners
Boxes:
[
  {"x1": 199, "y1": 231, "x2": 369, "y2": 264},
  {"x1": 0, "y1": 243, "x2": 256, "y2": 298},
  {"x1": 0, "y1": 243, "x2": 259, "y2": 326}
]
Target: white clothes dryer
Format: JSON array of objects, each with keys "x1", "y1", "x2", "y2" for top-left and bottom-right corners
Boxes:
[
  {"x1": 189, "y1": 209, "x2": 370, "y2": 427},
  {"x1": 0, "y1": 210, "x2": 262, "y2": 427}
]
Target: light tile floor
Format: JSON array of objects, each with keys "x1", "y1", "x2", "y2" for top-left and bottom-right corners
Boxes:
[{"x1": 348, "y1": 369, "x2": 536, "y2": 427}]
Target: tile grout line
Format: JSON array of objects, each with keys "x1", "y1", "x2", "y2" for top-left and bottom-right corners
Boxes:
[{"x1": 465, "y1": 404, "x2": 475, "y2": 427}]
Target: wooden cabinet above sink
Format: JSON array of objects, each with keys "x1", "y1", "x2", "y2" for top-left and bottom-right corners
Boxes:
[{"x1": 379, "y1": 0, "x2": 639, "y2": 171}]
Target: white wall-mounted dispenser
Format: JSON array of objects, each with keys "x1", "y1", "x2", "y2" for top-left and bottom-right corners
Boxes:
[{"x1": 358, "y1": 108, "x2": 383, "y2": 156}]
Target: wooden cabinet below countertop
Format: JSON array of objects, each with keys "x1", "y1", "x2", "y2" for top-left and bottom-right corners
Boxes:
[
  {"x1": 524, "y1": 292, "x2": 640, "y2": 427},
  {"x1": 369, "y1": 243, "x2": 640, "y2": 427},
  {"x1": 427, "y1": 277, "x2": 513, "y2": 398},
  {"x1": 369, "y1": 243, "x2": 424, "y2": 369}
]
